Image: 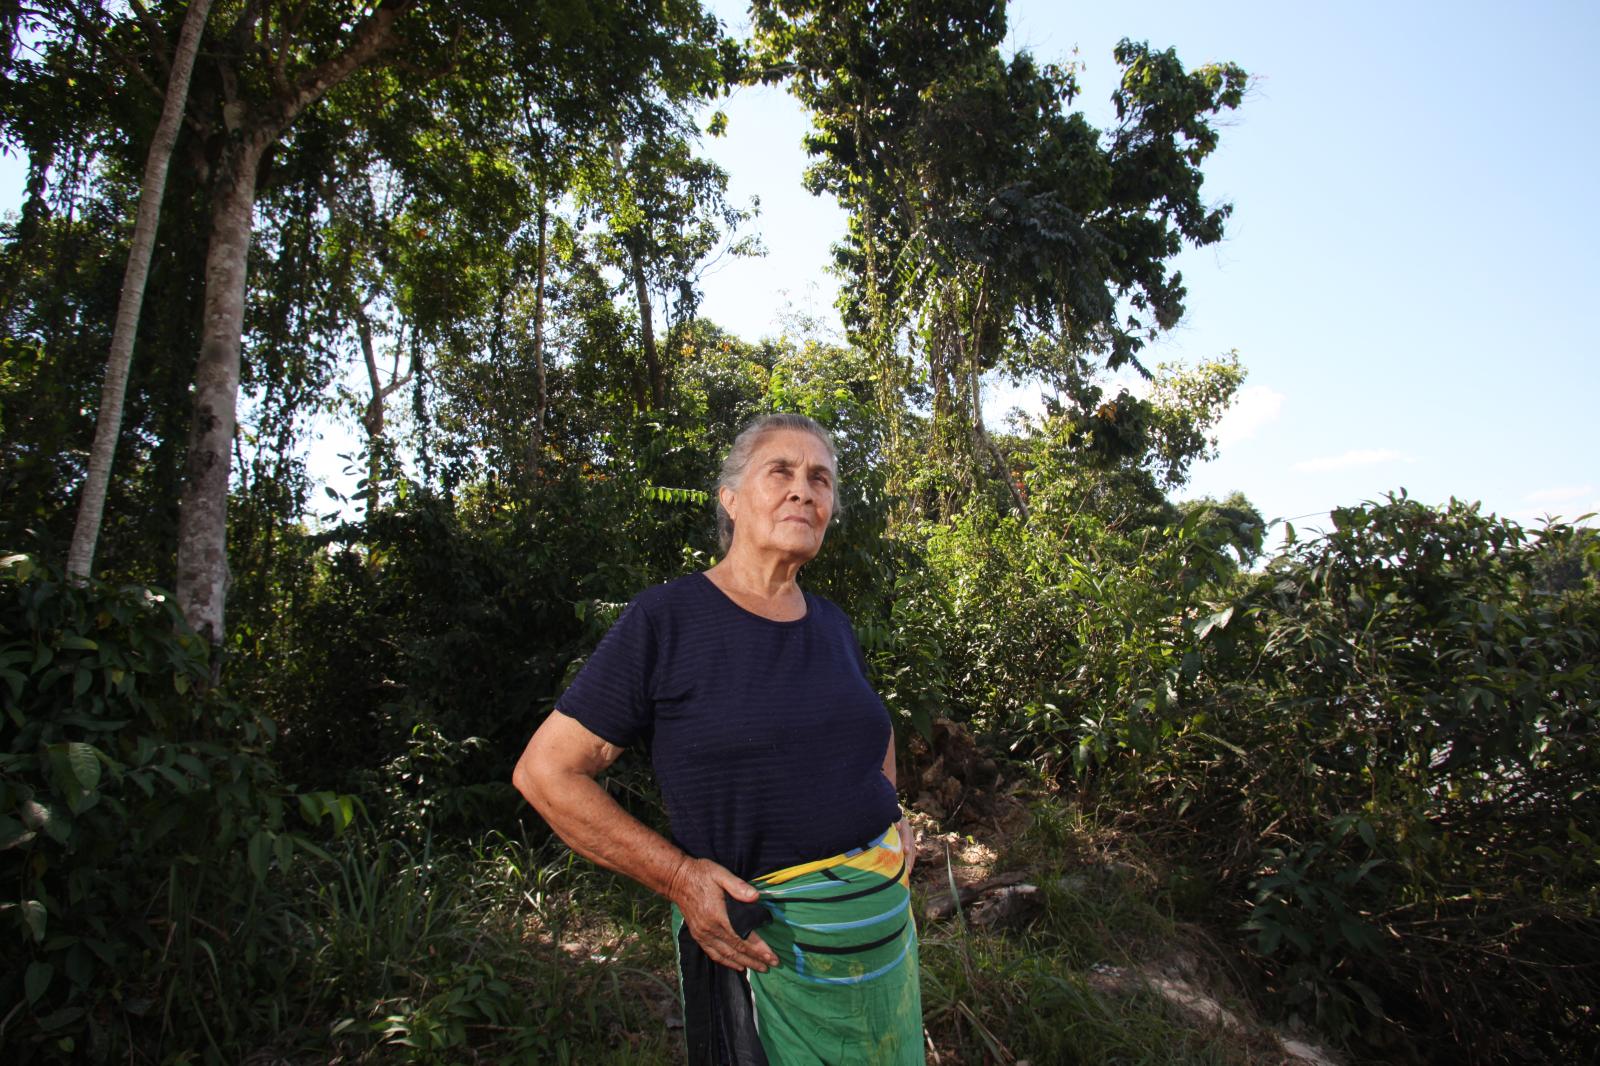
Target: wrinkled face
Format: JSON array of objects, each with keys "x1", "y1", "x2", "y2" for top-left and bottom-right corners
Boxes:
[{"x1": 720, "y1": 428, "x2": 836, "y2": 564}]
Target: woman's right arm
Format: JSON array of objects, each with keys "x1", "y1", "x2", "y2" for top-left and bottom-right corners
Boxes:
[{"x1": 511, "y1": 710, "x2": 778, "y2": 973}]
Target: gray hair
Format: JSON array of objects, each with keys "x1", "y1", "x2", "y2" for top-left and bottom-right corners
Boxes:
[{"x1": 716, "y1": 413, "x2": 840, "y2": 553}]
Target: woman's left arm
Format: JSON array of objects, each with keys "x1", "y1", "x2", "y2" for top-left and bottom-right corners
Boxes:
[{"x1": 883, "y1": 736, "x2": 915, "y2": 878}]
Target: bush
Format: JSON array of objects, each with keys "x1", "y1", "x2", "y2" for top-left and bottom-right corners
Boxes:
[
  {"x1": 1141, "y1": 497, "x2": 1600, "y2": 1059},
  {"x1": 0, "y1": 554, "x2": 316, "y2": 1062},
  {"x1": 916, "y1": 490, "x2": 1599, "y2": 1059}
]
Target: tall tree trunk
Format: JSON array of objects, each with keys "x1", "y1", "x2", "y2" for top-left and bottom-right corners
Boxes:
[
  {"x1": 358, "y1": 309, "x2": 385, "y2": 518},
  {"x1": 172, "y1": 0, "x2": 412, "y2": 646},
  {"x1": 533, "y1": 200, "x2": 549, "y2": 452},
  {"x1": 68, "y1": 0, "x2": 214, "y2": 581},
  {"x1": 527, "y1": 197, "x2": 549, "y2": 480},
  {"x1": 630, "y1": 244, "x2": 665, "y2": 409},
  {"x1": 175, "y1": 134, "x2": 266, "y2": 645},
  {"x1": 964, "y1": 289, "x2": 1029, "y2": 522}
]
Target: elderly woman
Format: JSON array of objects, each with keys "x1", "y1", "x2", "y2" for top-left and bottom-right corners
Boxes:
[{"x1": 512, "y1": 413, "x2": 921, "y2": 1064}]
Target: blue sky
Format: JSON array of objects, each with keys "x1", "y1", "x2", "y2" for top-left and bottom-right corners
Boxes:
[
  {"x1": 5, "y1": 1, "x2": 1595, "y2": 543},
  {"x1": 695, "y1": 0, "x2": 1600, "y2": 541}
]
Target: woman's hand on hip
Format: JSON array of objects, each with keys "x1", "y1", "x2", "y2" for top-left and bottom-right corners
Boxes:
[{"x1": 668, "y1": 857, "x2": 778, "y2": 973}]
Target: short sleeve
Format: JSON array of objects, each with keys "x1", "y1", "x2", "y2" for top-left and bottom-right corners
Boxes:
[{"x1": 556, "y1": 598, "x2": 659, "y2": 748}]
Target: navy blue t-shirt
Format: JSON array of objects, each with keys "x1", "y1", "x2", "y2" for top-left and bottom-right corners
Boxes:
[{"x1": 557, "y1": 572, "x2": 900, "y2": 880}]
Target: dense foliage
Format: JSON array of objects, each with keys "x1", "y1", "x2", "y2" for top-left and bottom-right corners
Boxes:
[
  {"x1": 916, "y1": 490, "x2": 1599, "y2": 1059},
  {"x1": 2, "y1": 1, "x2": 1595, "y2": 1063},
  {"x1": 0, "y1": 555, "x2": 316, "y2": 1058}
]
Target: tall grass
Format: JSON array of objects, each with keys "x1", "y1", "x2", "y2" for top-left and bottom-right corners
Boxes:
[
  {"x1": 915, "y1": 799, "x2": 1279, "y2": 1065},
  {"x1": 273, "y1": 828, "x2": 678, "y2": 1064}
]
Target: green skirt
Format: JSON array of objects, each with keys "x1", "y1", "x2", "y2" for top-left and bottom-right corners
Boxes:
[{"x1": 673, "y1": 823, "x2": 924, "y2": 1065}]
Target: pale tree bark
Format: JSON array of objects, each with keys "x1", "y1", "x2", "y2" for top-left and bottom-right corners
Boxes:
[
  {"x1": 527, "y1": 197, "x2": 549, "y2": 479},
  {"x1": 609, "y1": 142, "x2": 665, "y2": 411},
  {"x1": 67, "y1": 0, "x2": 214, "y2": 581},
  {"x1": 175, "y1": 0, "x2": 414, "y2": 645},
  {"x1": 175, "y1": 134, "x2": 266, "y2": 645},
  {"x1": 357, "y1": 303, "x2": 413, "y2": 517},
  {"x1": 963, "y1": 274, "x2": 1030, "y2": 522},
  {"x1": 518, "y1": 87, "x2": 552, "y2": 482}
]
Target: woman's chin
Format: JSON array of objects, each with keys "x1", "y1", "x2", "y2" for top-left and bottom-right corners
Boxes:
[{"x1": 774, "y1": 537, "x2": 824, "y2": 563}]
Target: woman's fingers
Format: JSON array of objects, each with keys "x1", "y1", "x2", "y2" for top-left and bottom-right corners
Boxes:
[
  {"x1": 706, "y1": 861, "x2": 760, "y2": 903},
  {"x1": 674, "y1": 858, "x2": 778, "y2": 971}
]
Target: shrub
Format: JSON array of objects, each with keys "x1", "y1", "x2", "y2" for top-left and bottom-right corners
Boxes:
[
  {"x1": 0, "y1": 554, "x2": 316, "y2": 1062},
  {"x1": 1158, "y1": 498, "x2": 1599, "y2": 1058}
]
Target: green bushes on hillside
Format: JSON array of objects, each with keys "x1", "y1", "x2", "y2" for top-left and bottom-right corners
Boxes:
[
  {"x1": 1214, "y1": 497, "x2": 1599, "y2": 1058},
  {"x1": 920, "y1": 492, "x2": 1599, "y2": 1060}
]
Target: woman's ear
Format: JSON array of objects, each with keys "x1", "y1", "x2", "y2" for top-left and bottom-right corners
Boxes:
[{"x1": 718, "y1": 484, "x2": 738, "y2": 524}]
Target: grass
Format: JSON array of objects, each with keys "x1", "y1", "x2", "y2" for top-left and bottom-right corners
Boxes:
[
  {"x1": 306, "y1": 798, "x2": 1299, "y2": 1065},
  {"x1": 71, "y1": 797, "x2": 1311, "y2": 1064},
  {"x1": 912, "y1": 797, "x2": 1283, "y2": 1065}
]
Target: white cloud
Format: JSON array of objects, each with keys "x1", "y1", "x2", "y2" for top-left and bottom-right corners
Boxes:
[
  {"x1": 1293, "y1": 449, "x2": 1414, "y2": 473},
  {"x1": 1214, "y1": 385, "x2": 1285, "y2": 447},
  {"x1": 1524, "y1": 484, "x2": 1595, "y2": 504}
]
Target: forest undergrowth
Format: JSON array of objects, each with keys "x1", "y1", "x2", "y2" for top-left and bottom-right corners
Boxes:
[{"x1": 247, "y1": 789, "x2": 1319, "y2": 1065}]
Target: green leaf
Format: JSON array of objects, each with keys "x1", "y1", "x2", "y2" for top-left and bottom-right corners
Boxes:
[
  {"x1": 248, "y1": 830, "x2": 271, "y2": 884},
  {"x1": 24, "y1": 961, "x2": 53, "y2": 1005},
  {"x1": 335, "y1": 795, "x2": 356, "y2": 833},
  {"x1": 0, "y1": 814, "x2": 35, "y2": 850},
  {"x1": 58, "y1": 634, "x2": 98, "y2": 651},
  {"x1": 35, "y1": 1006, "x2": 83, "y2": 1032},
  {"x1": 1193, "y1": 606, "x2": 1234, "y2": 640},
  {"x1": 21, "y1": 899, "x2": 47, "y2": 942},
  {"x1": 148, "y1": 763, "x2": 191, "y2": 792},
  {"x1": 173, "y1": 753, "x2": 209, "y2": 781},
  {"x1": 20, "y1": 799, "x2": 70, "y2": 844},
  {"x1": 2, "y1": 553, "x2": 37, "y2": 580},
  {"x1": 2, "y1": 667, "x2": 25, "y2": 706},
  {"x1": 66, "y1": 743, "x2": 101, "y2": 791},
  {"x1": 1339, "y1": 916, "x2": 1377, "y2": 953}
]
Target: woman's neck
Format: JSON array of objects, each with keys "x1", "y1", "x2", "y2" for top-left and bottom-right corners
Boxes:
[{"x1": 706, "y1": 548, "x2": 805, "y2": 618}]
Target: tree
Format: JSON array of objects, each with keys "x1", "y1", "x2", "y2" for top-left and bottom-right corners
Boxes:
[
  {"x1": 581, "y1": 113, "x2": 758, "y2": 411},
  {"x1": 165, "y1": 0, "x2": 726, "y2": 646},
  {"x1": 66, "y1": 0, "x2": 213, "y2": 581},
  {"x1": 751, "y1": 1, "x2": 1246, "y2": 517},
  {"x1": 173, "y1": 0, "x2": 421, "y2": 646}
]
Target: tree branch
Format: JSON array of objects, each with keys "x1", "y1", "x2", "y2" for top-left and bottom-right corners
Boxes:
[
  {"x1": 126, "y1": 0, "x2": 170, "y2": 79},
  {"x1": 259, "y1": 0, "x2": 418, "y2": 143},
  {"x1": 45, "y1": 2, "x2": 168, "y2": 106}
]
